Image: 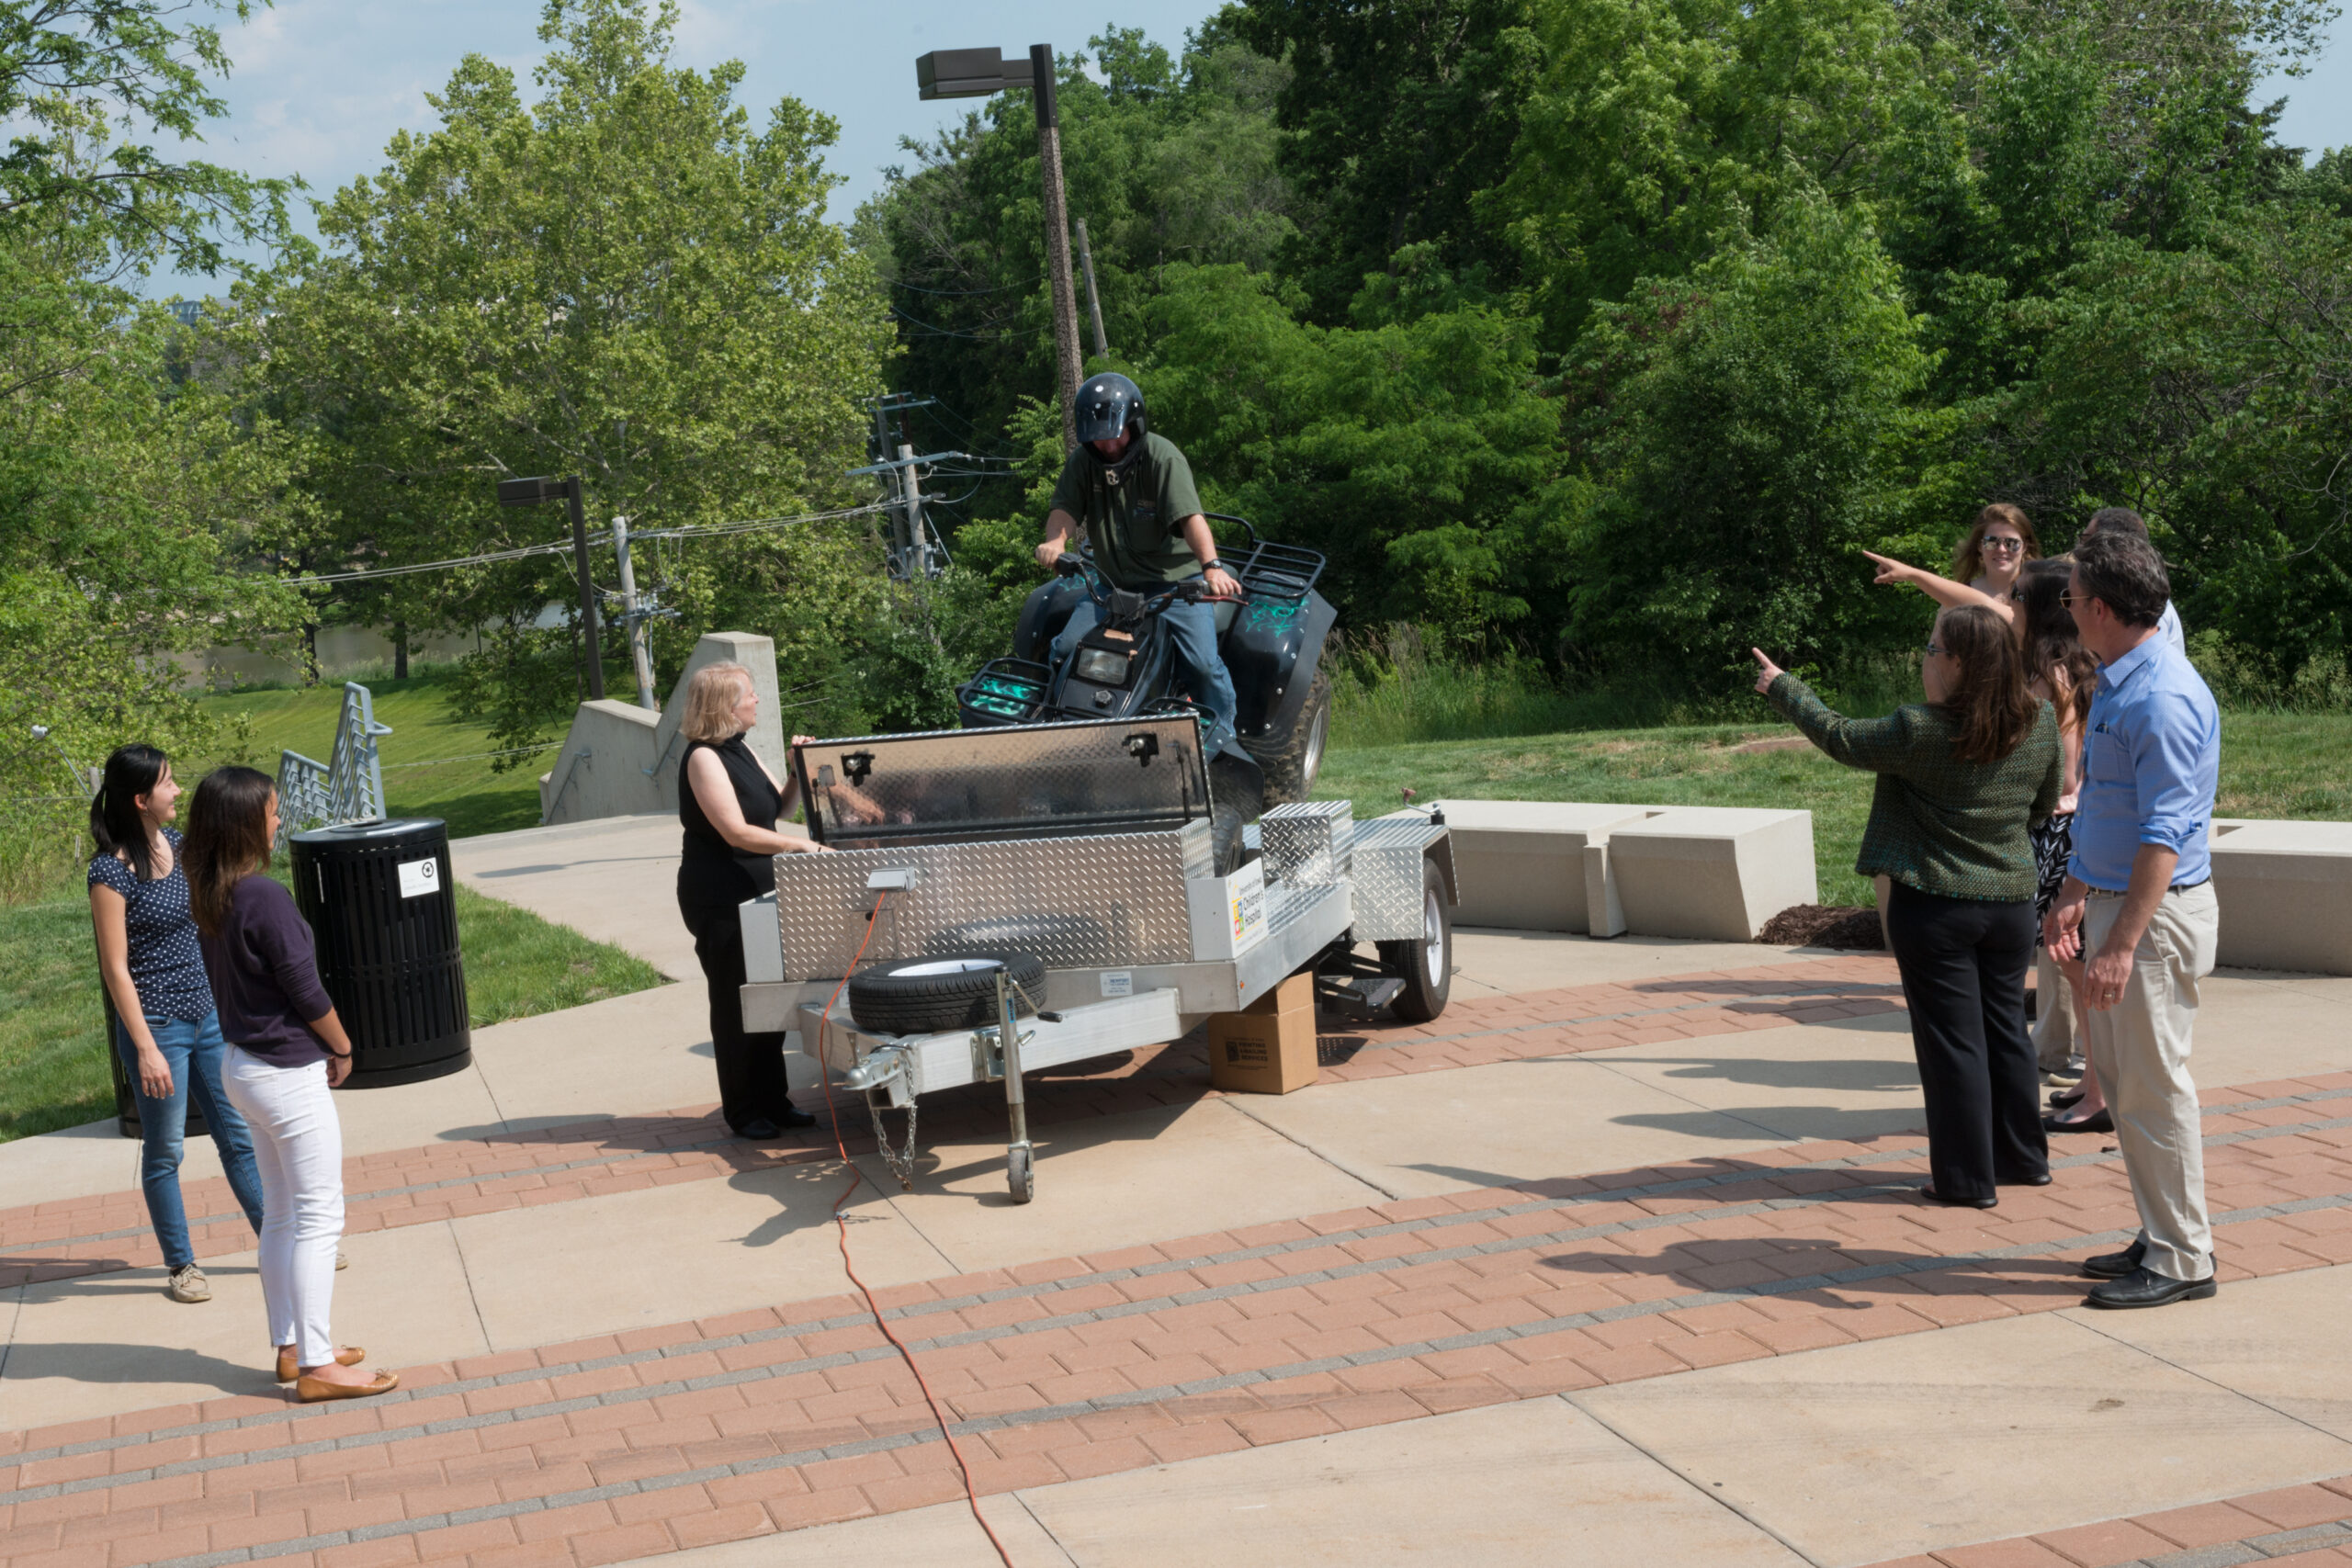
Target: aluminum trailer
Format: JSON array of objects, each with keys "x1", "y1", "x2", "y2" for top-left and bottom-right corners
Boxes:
[{"x1": 738, "y1": 716, "x2": 1453, "y2": 1201}]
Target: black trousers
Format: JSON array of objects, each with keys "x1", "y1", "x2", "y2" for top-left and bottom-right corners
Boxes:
[
  {"x1": 678, "y1": 889, "x2": 795, "y2": 1134},
  {"x1": 1883, "y1": 882, "x2": 2048, "y2": 1202}
]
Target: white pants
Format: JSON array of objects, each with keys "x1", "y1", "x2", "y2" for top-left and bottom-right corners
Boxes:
[
  {"x1": 2083, "y1": 884, "x2": 2220, "y2": 1283},
  {"x1": 223, "y1": 1049, "x2": 345, "y2": 1367}
]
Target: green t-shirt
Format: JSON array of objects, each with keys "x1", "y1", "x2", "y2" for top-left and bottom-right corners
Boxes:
[{"x1": 1047, "y1": 432, "x2": 1205, "y2": 588}]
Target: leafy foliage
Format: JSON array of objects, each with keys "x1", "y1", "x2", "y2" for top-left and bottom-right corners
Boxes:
[{"x1": 259, "y1": 0, "x2": 898, "y2": 754}]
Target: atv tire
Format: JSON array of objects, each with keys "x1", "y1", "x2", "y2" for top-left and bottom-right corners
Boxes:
[
  {"x1": 1250, "y1": 666, "x2": 1332, "y2": 807},
  {"x1": 846, "y1": 953, "x2": 1046, "y2": 1036}
]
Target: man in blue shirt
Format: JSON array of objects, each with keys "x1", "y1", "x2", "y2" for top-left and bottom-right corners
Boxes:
[{"x1": 2045, "y1": 528, "x2": 2222, "y2": 1309}]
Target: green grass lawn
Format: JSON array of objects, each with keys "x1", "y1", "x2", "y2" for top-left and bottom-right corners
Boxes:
[
  {"x1": 201, "y1": 668, "x2": 554, "y2": 840},
  {"x1": 1316, "y1": 708, "x2": 2352, "y2": 909},
  {"x1": 0, "y1": 875, "x2": 663, "y2": 1145}
]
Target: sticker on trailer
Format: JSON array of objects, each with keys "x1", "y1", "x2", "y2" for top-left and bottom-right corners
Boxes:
[
  {"x1": 1227, "y1": 859, "x2": 1268, "y2": 954},
  {"x1": 396, "y1": 858, "x2": 441, "y2": 898},
  {"x1": 1101, "y1": 971, "x2": 1135, "y2": 998}
]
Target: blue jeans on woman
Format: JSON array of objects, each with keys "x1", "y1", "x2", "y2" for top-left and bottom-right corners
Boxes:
[{"x1": 115, "y1": 1012, "x2": 266, "y2": 1269}]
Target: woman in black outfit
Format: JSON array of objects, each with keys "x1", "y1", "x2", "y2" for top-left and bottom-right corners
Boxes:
[{"x1": 675, "y1": 660, "x2": 831, "y2": 1138}]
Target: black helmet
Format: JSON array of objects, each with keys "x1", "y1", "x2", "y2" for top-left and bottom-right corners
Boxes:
[{"x1": 1074, "y1": 373, "x2": 1146, "y2": 446}]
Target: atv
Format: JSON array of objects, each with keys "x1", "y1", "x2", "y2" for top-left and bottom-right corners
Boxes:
[{"x1": 955, "y1": 516, "x2": 1336, "y2": 866}]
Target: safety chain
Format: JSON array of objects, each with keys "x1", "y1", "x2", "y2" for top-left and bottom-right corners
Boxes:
[{"x1": 865, "y1": 1091, "x2": 921, "y2": 1192}]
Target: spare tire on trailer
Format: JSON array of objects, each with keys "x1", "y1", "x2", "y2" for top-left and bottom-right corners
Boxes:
[{"x1": 847, "y1": 953, "x2": 1046, "y2": 1036}]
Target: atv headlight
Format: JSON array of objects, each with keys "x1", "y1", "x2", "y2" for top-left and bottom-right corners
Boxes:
[{"x1": 1074, "y1": 647, "x2": 1131, "y2": 684}]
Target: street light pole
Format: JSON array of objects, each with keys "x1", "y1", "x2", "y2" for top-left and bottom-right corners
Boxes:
[
  {"x1": 916, "y1": 45, "x2": 1084, "y2": 450},
  {"x1": 1027, "y1": 44, "x2": 1084, "y2": 451},
  {"x1": 497, "y1": 474, "x2": 606, "y2": 703}
]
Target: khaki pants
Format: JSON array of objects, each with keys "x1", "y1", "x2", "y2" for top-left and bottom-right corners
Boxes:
[
  {"x1": 2031, "y1": 945, "x2": 2080, "y2": 1071},
  {"x1": 2082, "y1": 883, "x2": 2220, "y2": 1282}
]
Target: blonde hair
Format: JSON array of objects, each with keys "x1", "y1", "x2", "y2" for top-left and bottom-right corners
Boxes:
[{"x1": 679, "y1": 661, "x2": 754, "y2": 742}]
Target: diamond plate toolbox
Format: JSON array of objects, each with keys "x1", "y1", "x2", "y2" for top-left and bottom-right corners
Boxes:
[
  {"x1": 771, "y1": 824, "x2": 1207, "y2": 978},
  {"x1": 1261, "y1": 799, "x2": 1354, "y2": 886},
  {"x1": 1350, "y1": 816, "x2": 1443, "y2": 941}
]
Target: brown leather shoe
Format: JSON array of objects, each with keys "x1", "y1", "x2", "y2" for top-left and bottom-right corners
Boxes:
[
  {"x1": 295, "y1": 1371, "x2": 398, "y2": 1404},
  {"x1": 277, "y1": 1346, "x2": 366, "y2": 1384}
]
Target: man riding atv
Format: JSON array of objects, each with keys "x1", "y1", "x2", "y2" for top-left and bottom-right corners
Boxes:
[{"x1": 1034, "y1": 373, "x2": 1242, "y2": 756}]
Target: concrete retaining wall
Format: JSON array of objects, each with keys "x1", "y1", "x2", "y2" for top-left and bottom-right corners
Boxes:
[
  {"x1": 537, "y1": 632, "x2": 785, "y2": 826},
  {"x1": 2210, "y1": 818, "x2": 2352, "y2": 975},
  {"x1": 1428, "y1": 800, "x2": 1817, "y2": 943}
]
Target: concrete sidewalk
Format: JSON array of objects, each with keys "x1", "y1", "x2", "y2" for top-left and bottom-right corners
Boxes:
[{"x1": 10, "y1": 822, "x2": 2352, "y2": 1568}]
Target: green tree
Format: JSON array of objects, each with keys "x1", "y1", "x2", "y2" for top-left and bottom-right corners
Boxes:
[
  {"x1": 1555, "y1": 196, "x2": 1937, "y2": 684},
  {"x1": 1, "y1": 0, "x2": 306, "y2": 897},
  {"x1": 1228, "y1": 0, "x2": 1540, "y2": 324},
  {"x1": 262, "y1": 0, "x2": 896, "y2": 755}
]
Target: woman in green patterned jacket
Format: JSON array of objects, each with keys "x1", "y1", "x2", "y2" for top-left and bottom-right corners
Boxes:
[{"x1": 1752, "y1": 605, "x2": 2064, "y2": 1210}]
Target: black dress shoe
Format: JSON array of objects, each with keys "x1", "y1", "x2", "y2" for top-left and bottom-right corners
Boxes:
[
  {"x1": 2084, "y1": 1265, "x2": 2216, "y2": 1309},
  {"x1": 1998, "y1": 1173, "x2": 2053, "y2": 1187},
  {"x1": 734, "y1": 1117, "x2": 782, "y2": 1140},
  {"x1": 2049, "y1": 1087, "x2": 2086, "y2": 1110},
  {"x1": 2044, "y1": 1109, "x2": 2113, "y2": 1135},
  {"x1": 2082, "y1": 1238, "x2": 2146, "y2": 1279},
  {"x1": 1918, "y1": 1184, "x2": 1997, "y2": 1210},
  {"x1": 774, "y1": 1105, "x2": 819, "y2": 1130}
]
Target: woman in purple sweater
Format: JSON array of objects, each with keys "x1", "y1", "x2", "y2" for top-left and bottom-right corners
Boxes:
[{"x1": 184, "y1": 767, "x2": 395, "y2": 1404}]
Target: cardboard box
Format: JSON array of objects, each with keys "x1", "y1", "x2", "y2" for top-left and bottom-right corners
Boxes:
[{"x1": 1207, "y1": 972, "x2": 1318, "y2": 1095}]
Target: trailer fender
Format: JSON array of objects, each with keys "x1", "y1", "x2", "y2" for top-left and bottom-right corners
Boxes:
[{"x1": 1225, "y1": 590, "x2": 1337, "y2": 745}]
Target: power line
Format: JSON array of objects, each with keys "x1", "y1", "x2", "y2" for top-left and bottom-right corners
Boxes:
[{"x1": 279, "y1": 501, "x2": 892, "y2": 587}]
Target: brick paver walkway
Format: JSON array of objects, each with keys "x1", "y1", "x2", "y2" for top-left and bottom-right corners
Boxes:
[
  {"x1": 0, "y1": 959, "x2": 1902, "y2": 1290},
  {"x1": 6, "y1": 1061, "x2": 2349, "y2": 1568},
  {"x1": 1864, "y1": 1474, "x2": 2352, "y2": 1566}
]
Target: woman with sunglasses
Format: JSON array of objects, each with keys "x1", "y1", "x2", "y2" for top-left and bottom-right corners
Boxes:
[
  {"x1": 1862, "y1": 503, "x2": 2041, "y2": 623},
  {"x1": 1753, "y1": 604, "x2": 2063, "y2": 1209}
]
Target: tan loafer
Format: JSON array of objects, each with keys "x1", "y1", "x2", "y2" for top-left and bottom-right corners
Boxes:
[
  {"x1": 295, "y1": 1370, "x2": 398, "y2": 1404},
  {"x1": 277, "y1": 1346, "x2": 366, "y2": 1384}
]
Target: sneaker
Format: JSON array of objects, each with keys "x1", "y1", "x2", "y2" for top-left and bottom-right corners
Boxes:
[{"x1": 165, "y1": 1263, "x2": 211, "y2": 1303}]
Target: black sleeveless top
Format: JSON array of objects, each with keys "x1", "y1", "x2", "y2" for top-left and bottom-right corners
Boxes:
[{"x1": 679, "y1": 732, "x2": 784, "y2": 902}]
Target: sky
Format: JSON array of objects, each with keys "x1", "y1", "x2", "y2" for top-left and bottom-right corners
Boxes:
[{"x1": 151, "y1": 0, "x2": 2352, "y2": 300}]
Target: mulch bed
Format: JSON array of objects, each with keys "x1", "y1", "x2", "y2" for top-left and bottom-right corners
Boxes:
[{"x1": 1758, "y1": 903, "x2": 1886, "y2": 950}]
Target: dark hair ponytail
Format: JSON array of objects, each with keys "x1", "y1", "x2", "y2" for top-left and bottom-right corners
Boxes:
[
  {"x1": 184, "y1": 766, "x2": 277, "y2": 937},
  {"x1": 90, "y1": 745, "x2": 170, "y2": 882}
]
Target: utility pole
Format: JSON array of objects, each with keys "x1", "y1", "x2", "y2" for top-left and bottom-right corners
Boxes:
[
  {"x1": 611, "y1": 513, "x2": 658, "y2": 710},
  {"x1": 1029, "y1": 46, "x2": 1084, "y2": 450},
  {"x1": 1075, "y1": 217, "x2": 1109, "y2": 361}
]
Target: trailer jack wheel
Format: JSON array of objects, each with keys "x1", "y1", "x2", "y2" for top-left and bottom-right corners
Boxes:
[{"x1": 1007, "y1": 1142, "x2": 1035, "y2": 1203}]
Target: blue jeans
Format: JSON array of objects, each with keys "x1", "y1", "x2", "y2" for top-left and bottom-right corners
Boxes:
[
  {"x1": 116, "y1": 1012, "x2": 266, "y2": 1269},
  {"x1": 1056, "y1": 596, "x2": 1239, "y2": 752}
]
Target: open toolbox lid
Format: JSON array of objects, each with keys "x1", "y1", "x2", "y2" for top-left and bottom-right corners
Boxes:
[{"x1": 791, "y1": 715, "x2": 1214, "y2": 850}]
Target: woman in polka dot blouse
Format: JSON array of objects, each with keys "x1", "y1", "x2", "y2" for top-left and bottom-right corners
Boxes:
[{"x1": 89, "y1": 745, "x2": 266, "y2": 1304}]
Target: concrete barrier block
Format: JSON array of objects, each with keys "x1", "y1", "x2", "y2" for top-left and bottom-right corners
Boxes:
[
  {"x1": 2209, "y1": 819, "x2": 2352, "y2": 974},
  {"x1": 1583, "y1": 840, "x2": 1627, "y2": 938},
  {"x1": 539, "y1": 631, "x2": 782, "y2": 826},
  {"x1": 1431, "y1": 801, "x2": 1655, "y2": 931},
  {"x1": 1605, "y1": 807, "x2": 1817, "y2": 942}
]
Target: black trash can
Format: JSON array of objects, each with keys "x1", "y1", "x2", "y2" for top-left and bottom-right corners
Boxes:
[{"x1": 289, "y1": 818, "x2": 471, "y2": 1088}]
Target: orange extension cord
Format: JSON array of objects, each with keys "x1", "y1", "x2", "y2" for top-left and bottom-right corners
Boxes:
[{"x1": 809, "y1": 890, "x2": 1020, "y2": 1567}]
